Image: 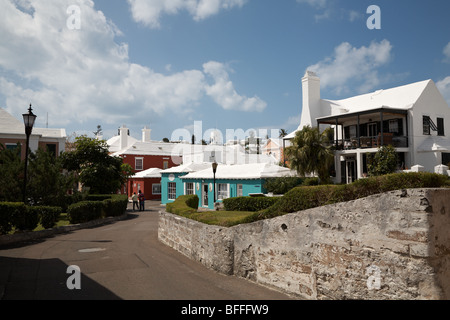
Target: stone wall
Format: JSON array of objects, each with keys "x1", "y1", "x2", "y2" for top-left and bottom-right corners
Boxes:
[{"x1": 158, "y1": 188, "x2": 450, "y2": 300}]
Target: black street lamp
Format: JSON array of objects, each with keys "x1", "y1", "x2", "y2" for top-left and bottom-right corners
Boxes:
[
  {"x1": 22, "y1": 104, "x2": 37, "y2": 203},
  {"x1": 212, "y1": 162, "x2": 218, "y2": 204}
]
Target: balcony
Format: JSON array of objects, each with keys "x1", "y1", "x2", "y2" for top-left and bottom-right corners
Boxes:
[
  {"x1": 317, "y1": 107, "x2": 410, "y2": 151},
  {"x1": 336, "y1": 134, "x2": 409, "y2": 150}
]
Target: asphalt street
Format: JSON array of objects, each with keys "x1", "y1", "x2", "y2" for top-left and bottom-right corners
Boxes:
[{"x1": 0, "y1": 201, "x2": 292, "y2": 301}]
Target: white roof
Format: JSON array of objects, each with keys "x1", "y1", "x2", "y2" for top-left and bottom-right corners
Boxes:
[
  {"x1": 323, "y1": 79, "x2": 431, "y2": 115},
  {"x1": 181, "y1": 163, "x2": 296, "y2": 180},
  {"x1": 161, "y1": 162, "x2": 212, "y2": 174},
  {"x1": 107, "y1": 135, "x2": 139, "y2": 153},
  {"x1": 112, "y1": 141, "x2": 181, "y2": 157},
  {"x1": 182, "y1": 143, "x2": 279, "y2": 165},
  {"x1": 285, "y1": 79, "x2": 433, "y2": 139},
  {"x1": 0, "y1": 108, "x2": 66, "y2": 138},
  {"x1": 132, "y1": 168, "x2": 162, "y2": 178}
]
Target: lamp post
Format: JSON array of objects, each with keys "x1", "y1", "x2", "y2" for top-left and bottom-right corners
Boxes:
[
  {"x1": 22, "y1": 104, "x2": 37, "y2": 203},
  {"x1": 212, "y1": 162, "x2": 218, "y2": 204}
]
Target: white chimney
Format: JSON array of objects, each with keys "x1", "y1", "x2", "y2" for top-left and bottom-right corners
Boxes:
[
  {"x1": 119, "y1": 125, "x2": 128, "y2": 150},
  {"x1": 299, "y1": 71, "x2": 323, "y2": 129},
  {"x1": 142, "y1": 126, "x2": 152, "y2": 142}
]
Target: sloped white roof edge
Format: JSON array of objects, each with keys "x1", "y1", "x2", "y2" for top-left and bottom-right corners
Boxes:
[
  {"x1": 132, "y1": 168, "x2": 162, "y2": 178},
  {"x1": 161, "y1": 162, "x2": 212, "y2": 174},
  {"x1": 181, "y1": 163, "x2": 297, "y2": 180},
  {"x1": 0, "y1": 108, "x2": 66, "y2": 138},
  {"x1": 324, "y1": 79, "x2": 431, "y2": 113}
]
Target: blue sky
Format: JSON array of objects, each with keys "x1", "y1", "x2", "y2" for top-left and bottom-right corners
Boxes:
[{"x1": 1, "y1": 0, "x2": 449, "y2": 142}]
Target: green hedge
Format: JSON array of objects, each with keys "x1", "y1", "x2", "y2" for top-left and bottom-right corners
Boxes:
[
  {"x1": 67, "y1": 201, "x2": 103, "y2": 224},
  {"x1": 0, "y1": 194, "x2": 127, "y2": 234},
  {"x1": 67, "y1": 195, "x2": 128, "y2": 224},
  {"x1": 0, "y1": 203, "x2": 63, "y2": 235},
  {"x1": 244, "y1": 172, "x2": 449, "y2": 224},
  {"x1": 103, "y1": 195, "x2": 129, "y2": 218},
  {"x1": 28, "y1": 206, "x2": 63, "y2": 230},
  {"x1": 223, "y1": 196, "x2": 280, "y2": 212},
  {"x1": 0, "y1": 202, "x2": 26, "y2": 234},
  {"x1": 166, "y1": 195, "x2": 199, "y2": 216}
]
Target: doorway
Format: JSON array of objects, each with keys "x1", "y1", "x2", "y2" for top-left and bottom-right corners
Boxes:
[
  {"x1": 346, "y1": 157, "x2": 357, "y2": 184},
  {"x1": 202, "y1": 184, "x2": 209, "y2": 207}
]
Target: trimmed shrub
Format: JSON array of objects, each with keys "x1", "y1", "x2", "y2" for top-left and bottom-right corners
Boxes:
[
  {"x1": 29, "y1": 206, "x2": 62, "y2": 229},
  {"x1": 103, "y1": 195, "x2": 128, "y2": 217},
  {"x1": 253, "y1": 172, "x2": 449, "y2": 223},
  {"x1": 13, "y1": 204, "x2": 39, "y2": 232},
  {"x1": 264, "y1": 177, "x2": 303, "y2": 195},
  {"x1": 67, "y1": 201, "x2": 103, "y2": 224},
  {"x1": 166, "y1": 195, "x2": 199, "y2": 216},
  {"x1": 223, "y1": 196, "x2": 280, "y2": 212},
  {"x1": 86, "y1": 195, "x2": 114, "y2": 201},
  {"x1": 0, "y1": 202, "x2": 27, "y2": 235}
]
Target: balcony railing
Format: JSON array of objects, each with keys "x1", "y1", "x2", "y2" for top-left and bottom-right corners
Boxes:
[{"x1": 332, "y1": 134, "x2": 409, "y2": 150}]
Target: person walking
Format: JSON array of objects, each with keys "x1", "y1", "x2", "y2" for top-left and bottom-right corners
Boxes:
[
  {"x1": 132, "y1": 192, "x2": 139, "y2": 212},
  {"x1": 138, "y1": 190, "x2": 145, "y2": 211}
]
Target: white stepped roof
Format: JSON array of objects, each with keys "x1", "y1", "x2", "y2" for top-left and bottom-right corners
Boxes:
[
  {"x1": 323, "y1": 79, "x2": 431, "y2": 115},
  {"x1": 0, "y1": 108, "x2": 66, "y2": 138},
  {"x1": 161, "y1": 162, "x2": 212, "y2": 174},
  {"x1": 132, "y1": 168, "x2": 162, "y2": 178},
  {"x1": 112, "y1": 141, "x2": 181, "y2": 156},
  {"x1": 181, "y1": 163, "x2": 296, "y2": 180}
]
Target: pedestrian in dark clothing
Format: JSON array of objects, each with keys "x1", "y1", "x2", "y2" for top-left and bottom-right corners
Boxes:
[{"x1": 138, "y1": 191, "x2": 145, "y2": 211}]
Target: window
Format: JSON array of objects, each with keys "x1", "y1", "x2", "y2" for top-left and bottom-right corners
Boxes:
[
  {"x1": 168, "y1": 182, "x2": 176, "y2": 200},
  {"x1": 443, "y1": 153, "x2": 450, "y2": 166},
  {"x1": 389, "y1": 120, "x2": 399, "y2": 134},
  {"x1": 423, "y1": 116, "x2": 431, "y2": 135},
  {"x1": 437, "y1": 118, "x2": 445, "y2": 136},
  {"x1": 423, "y1": 116, "x2": 438, "y2": 135},
  {"x1": 185, "y1": 182, "x2": 194, "y2": 195},
  {"x1": 135, "y1": 157, "x2": 144, "y2": 171},
  {"x1": 217, "y1": 183, "x2": 229, "y2": 200},
  {"x1": 163, "y1": 161, "x2": 169, "y2": 169},
  {"x1": 46, "y1": 144, "x2": 57, "y2": 157},
  {"x1": 349, "y1": 125, "x2": 357, "y2": 138},
  {"x1": 152, "y1": 184, "x2": 161, "y2": 195},
  {"x1": 5, "y1": 143, "x2": 19, "y2": 150},
  {"x1": 237, "y1": 184, "x2": 243, "y2": 197}
]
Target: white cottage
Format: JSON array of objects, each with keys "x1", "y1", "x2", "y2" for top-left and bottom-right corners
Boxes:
[
  {"x1": 0, "y1": 108, "x2": 66, "y2": 158},
  {"x1": 286, "y1": 72, "x2": 450, "y2": 184}
]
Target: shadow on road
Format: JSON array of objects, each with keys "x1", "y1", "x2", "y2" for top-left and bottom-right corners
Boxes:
[{"x1": 0, "y1": 256, "x2": 121, "y2": 300}]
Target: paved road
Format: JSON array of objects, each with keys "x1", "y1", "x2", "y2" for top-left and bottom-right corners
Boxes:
[{"x1": 0, "y1": 201, "x2": 292, "y2": 301}]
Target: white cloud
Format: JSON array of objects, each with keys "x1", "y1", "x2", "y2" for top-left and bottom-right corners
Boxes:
[
  {"x1": 127, "y1": 0, "x2": 247, "y2": 29},
  {"x1": 307, "y1": 40, "x2": 393, "y2": 95},
  {"x1": 296, "y1": 0, "x2": 328, "y2": 8},
  {"x1": 443, "y1": 42, "x2": 450, "y2": 63},
  {"x1": 0, "y1": 0, "x2": 264, "y2": 128},
  {"x1": 436, "y1": 76, "x2": 450, "y2": 106},
  {"x1": 203, "y1": 61, "x2": 266, "y2": 112}
]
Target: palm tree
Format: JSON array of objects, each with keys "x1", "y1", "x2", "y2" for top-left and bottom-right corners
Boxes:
[
  {"x1": 285, "y1": 125, "x2": 335, "y2": 184},
  {"x1": 279, "y1": 129, "x2": 288, "y2": 138}
]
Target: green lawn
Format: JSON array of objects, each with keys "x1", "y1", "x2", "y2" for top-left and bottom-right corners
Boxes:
[
  {"x1": 32, "y1": 213, "x2": 71, "y2": 232},
  {"x1": 181, "y1": 210, "x2": 256, "y2": 227}
]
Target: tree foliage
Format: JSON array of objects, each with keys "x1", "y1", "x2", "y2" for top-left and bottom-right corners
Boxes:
[
  {"x1": 0, "y1": 144, "x2": 23, "y2": 202},
  {"x1": 60, "y1": 136, "x2": 133, "y2": 194},
  {"x1": 367, "y1": 145, "x2": 399, "y2": 176},
  {"x1": 27, "y1": 148, "x2": 76, "y2": 206},
  {"x1": 285, "y1": 126, "x2": 335, "y2": 184}
]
